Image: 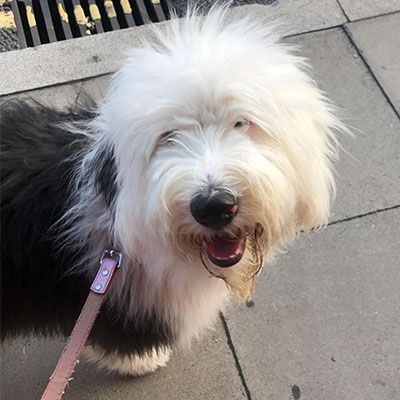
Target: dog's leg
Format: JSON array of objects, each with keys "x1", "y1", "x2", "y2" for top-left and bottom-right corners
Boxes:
[{"x1": 84, "y1": 345, "x2": 171, "y2": 376}]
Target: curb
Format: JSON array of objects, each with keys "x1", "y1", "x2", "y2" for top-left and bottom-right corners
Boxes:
[{"x1": 0, "y1": 3, "x2": 347, "y2": 96}]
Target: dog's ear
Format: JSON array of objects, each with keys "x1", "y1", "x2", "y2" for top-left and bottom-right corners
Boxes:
[
  {"x1": 295, "y1": 171, "x2": 334, "y2": 232},
  {"x1": 292, "y1": 120, "x2": 338, "y2": 232},
  {"x1": 92, "y1": 144, "x2": 118, "y2": 208}
]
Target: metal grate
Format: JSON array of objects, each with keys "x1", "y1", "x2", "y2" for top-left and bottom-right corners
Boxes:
[{"x1": 10, "y1": 0, "x2": 170, "y2": 48}]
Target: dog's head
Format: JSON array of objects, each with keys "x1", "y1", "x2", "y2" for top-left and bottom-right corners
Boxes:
[{"x1": 94, "y1": 7, "x2": 342, "y2": 299}]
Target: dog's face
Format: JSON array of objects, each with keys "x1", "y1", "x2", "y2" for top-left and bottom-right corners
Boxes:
[{"x1": 95, "y1": 13, "x2": 339, "y2": 299}]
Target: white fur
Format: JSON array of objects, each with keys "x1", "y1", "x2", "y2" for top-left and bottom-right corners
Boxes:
[
  {"x1": 64, "y1": 5, "x2": 345, "y2": 375},
  {"x1": 85, "y1": 346, "x2": 171, "y2": 376}
]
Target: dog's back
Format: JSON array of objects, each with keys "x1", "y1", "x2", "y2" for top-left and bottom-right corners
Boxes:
[{"x1": 0, "y1": 101, "x2": 91, "y2": 339}]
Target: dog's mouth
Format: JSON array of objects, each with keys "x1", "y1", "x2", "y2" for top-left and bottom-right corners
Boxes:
[{"x1": 203, "y1": 234, "x2": 246, "y2": 268}]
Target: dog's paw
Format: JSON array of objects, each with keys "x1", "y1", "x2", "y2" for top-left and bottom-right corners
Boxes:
[{"x1": 84, "y1": 345, "x2": 171, "y2": 376}]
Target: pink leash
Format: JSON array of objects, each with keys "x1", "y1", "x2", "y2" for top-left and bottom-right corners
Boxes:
[{"x1": 41, "y1": 249, "x2": 122, "y2": 400}]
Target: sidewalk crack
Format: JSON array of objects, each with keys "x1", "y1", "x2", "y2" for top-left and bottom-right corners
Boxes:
[
  {"x1": 342, "y1": 26, "x2": 400, "y2": 120},
  {"x1": 329, "y1": 204, "x2": 400, "y2": 226},
  {"x1": 350, "y1": 10, "x2": 400, "y2": 23},
  {"x1": 335, "y1": 0, "x2": 350, "y2": 22},
  {"x1": 219, "y1": 312, "x2": 252, "y2": 400}
]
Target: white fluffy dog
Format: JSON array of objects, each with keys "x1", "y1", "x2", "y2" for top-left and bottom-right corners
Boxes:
[{"x1": 1, "y1": 5, "x2": 343, "y2": 376}]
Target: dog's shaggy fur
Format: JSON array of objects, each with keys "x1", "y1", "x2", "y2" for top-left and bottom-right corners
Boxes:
[{"x1": 1, "y1": 5, "x2": 344, "y2": 375}]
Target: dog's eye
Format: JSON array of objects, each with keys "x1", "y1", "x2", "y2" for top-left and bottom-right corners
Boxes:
[
  {"x1": 158, "y1": 130, "x2": 177, "y2": 145},
  {"x1": 234, "y1": 119, "x2": 249, "y2": 129},
  {"x1": 151, "y1": 130, "x2": 178, "y2": 158}
]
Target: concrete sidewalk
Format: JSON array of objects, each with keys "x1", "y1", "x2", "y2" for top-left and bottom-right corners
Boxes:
[{"x1": 1, "y1": 2, "x2": 399, "y2": 399}]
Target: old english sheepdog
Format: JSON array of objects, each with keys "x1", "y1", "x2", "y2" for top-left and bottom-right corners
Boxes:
[{"x1": 1, "y1": 6, "x2": 344, "y2": 376}]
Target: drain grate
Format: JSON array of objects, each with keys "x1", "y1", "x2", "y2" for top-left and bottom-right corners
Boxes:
[{"x1": 10, "y1": 0, "x2": 170, "y2": 48}]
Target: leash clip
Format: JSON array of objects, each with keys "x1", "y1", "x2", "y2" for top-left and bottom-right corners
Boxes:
[
  {"x1": 100, "y1": 249, "x2": 122, "y2": 268},
  {"x1": 91, "y1": 249, "x2": 122, "y2": 294}
]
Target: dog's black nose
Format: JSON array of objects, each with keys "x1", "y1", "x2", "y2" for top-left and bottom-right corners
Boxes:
[{"x1": 190, "y1": 187, "x2": 239, "y2": 229}]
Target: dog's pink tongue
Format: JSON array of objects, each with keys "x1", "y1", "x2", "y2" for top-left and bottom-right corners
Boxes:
[
  {"x1": 204, "y1": 236, "x2": 245, "y2": 268},
  {"x1": 205, "y1": 236, "x2": 241, "y2": 257}
]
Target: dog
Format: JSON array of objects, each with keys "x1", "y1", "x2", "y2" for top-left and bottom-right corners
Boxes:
[{"x1": 0, "y1": 5, "x2": 344, "y2": 376}]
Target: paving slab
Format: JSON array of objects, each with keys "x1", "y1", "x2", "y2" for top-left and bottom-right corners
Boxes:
[
  {"x1": 225, "y1": 0, "x2": 347, "y2": 36},
  {"x1": 246, "y1": 0, "x2": 346, "y2": 35},
  {"x1": 255, "y1": 0, "x2": 346, "y2": 35},
  {"x1": 1, "y1": 319, "x2": 246, "y2": 400},
  {"x1": 225, "y1": 207, "x2": 400, "y2": 400},
  {"x1": 1, "y1": 82, "x2": 81, "y2": 108},
  {"x1": 286, "y1": 28, "x2": 400, "y2": 221},
  {"x1": 1, "y1": 73, "x2": 110, "y2": 107},
  {"x1": 338, "y1": 0, "x2": 400, "y2": 21},
  {"x1": 77, "y1": 74, "x2": 112, "y2": 104},
  {"x1": 0, "y1": 3, "x2": 346, "y2": 96},
  {"x1": 345, "y1": 13, "x2": 400, "y2": 115}
]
